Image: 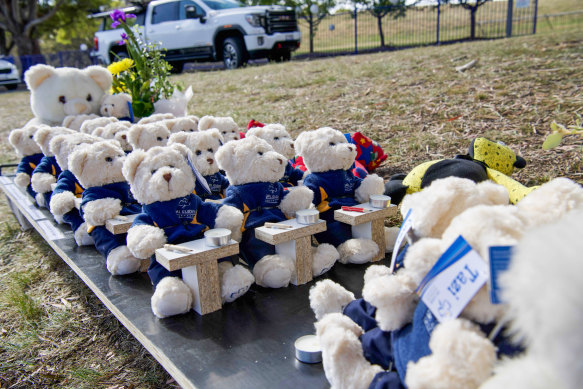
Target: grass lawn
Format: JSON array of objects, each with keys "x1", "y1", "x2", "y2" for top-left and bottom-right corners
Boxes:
[{"x1": 0, "y1": 26, "x2": 582, "y2": 388}]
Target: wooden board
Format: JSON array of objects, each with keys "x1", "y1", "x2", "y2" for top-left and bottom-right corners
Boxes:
[
  {"x1": 0, "y1": 177, "x2": 391, "y2": 389},
  {"x1": 105, "y1": 214, "x2": 138, "y2": 234},
  {"x1": 156, "y1": 239, "x2": 239, "y2": 271},
  {"x1": 334, "y1": 202, "x2": 397, "y2": 226},
  {"x1": 255, "y1": 219, "x2": 326, "y2": 245}
]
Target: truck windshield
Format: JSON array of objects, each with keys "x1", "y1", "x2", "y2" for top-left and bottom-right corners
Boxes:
[{"x1": 201, "y1": 0, "x2": 244, "y2": 10}]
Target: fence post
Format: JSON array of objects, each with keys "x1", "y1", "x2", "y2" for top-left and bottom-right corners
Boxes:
[
  {"x1": 436, "y1": 0, "x2": 441, "y2": 45},
  {"x1": 354, "y1": 8, "x2": 358, "y2": 54},
  {"x1": 506, "y1": 0, "x2": 514, "y2": 37},
  {"x1": 532, "y1": 0, "x2": 538, "y2": 34}
]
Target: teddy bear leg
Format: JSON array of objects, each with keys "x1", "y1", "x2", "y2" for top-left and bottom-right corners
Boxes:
[
  {"x1": 309, "y1": 279, "x2": 355, "y2": 321},
  {"x1": 337, "y1": 238, "x2": 379, "y2": 264},
  {"x1": 311, "y1": 243, "x2": 339, "y2": 277},
  {"x1": 218, "y1": 259, "x2": 255, "y2": 303},
  {"x1": 106, "y1": 245, "x2": 142, "y2": 275},
  {"x1": 151, "y1": 276, "x2": 194, "y2": 318},
  {"x1": 74, "y1": 222, "x2": 94, "y2": 246},
  {"x1": 252, "y1": 254, "x2": 295, "y2": 288},
  {"x1": 53, "y1": 213, "x2": 65, "y2": 225}
]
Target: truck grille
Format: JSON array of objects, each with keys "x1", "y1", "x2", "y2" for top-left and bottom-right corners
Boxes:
[{"x1": 265, "y1": 10, "x2": 298, "y2": 34}]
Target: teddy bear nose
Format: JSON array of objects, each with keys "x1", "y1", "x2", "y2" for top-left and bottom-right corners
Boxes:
[
  {"x1": 121, "y1": 135, "x2": 127, "y2": 140},
  {"x1": 278, "y1": 158, "x2": 283, "y2": 165},
  {"x1": 290, "y1": 144, "x2": 294, "y2": 149},
  {"x1": 207, "y1": 158, "x2": 214, "y2": 165},
  {"x1": 163, "y1": 173, "x2": 172, "y2": 182}
]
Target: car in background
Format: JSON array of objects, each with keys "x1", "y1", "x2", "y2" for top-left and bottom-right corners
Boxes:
[{"x1": 0, "y1": 58, "x2": 20, "y2": 90}]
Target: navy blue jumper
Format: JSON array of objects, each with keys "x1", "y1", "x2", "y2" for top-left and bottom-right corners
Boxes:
[
  {"x1": 32, "y1": 155, "x2": 61, "y2": 209},
  {"x1": 16, "y1": 153, "x2": 44, "y2": 198},
  {"x1": 53, "y1": 170, "x2": 85, "y2": 232}
]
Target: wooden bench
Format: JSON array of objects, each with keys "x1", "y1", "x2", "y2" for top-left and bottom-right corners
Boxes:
[
  {"x1": 155, "y1": 238, "x2": 239, "y2": 315},
  {"x1": 334, "y1": 203, "x2": 398, "y2": 261},
  {"x1": 255, "y1": 219, "x2": 326, "y2": 285}
]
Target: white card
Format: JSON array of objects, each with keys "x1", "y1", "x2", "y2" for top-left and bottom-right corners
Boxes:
[
  {"x1": 389, "y1": 208, "x2": 413, "y2": 273},
  {"x1": 418, "y1": 236, "x2": 489, "y2": 322},
  {"x1": 36, "y1": 220, "x2": 66, "y2": 241}
]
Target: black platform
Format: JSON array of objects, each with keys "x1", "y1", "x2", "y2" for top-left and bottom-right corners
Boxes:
[{"x1": 0, "y1": 176, "x2": 390, "y2": 389}]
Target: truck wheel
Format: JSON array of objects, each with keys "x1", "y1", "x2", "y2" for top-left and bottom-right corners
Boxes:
[
  {"x1": 223, "y1": 37, "x2": 246, "y2": 70},
  {"x1": 282, "y1": 49, "x2": 291, "y2": 61},
  {"x1": 169, "y1": 61, "x2": 184, "y2": 74}
]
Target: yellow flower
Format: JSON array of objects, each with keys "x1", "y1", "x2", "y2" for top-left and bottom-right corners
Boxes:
[{"x1": 107, "y1": 58, "x2": 134, "y2": 75}]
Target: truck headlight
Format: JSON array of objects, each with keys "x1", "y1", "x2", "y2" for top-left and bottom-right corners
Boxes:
[{"x1": 245, "y1": 14, "x2": 263, "y2": 28}]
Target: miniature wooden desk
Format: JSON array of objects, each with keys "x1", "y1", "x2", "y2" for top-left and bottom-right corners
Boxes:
[
  {"x1": 155, "y1": 239, "x2": 239, "y2": 315},
  {"x1": 334, "y1": 202, "x2": 398, "y2": 261},
  {"x1": 255, "y1": 219, "x2": 326, "y2": 285}
]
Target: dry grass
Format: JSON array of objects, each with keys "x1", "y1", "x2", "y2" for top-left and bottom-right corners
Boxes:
[{"x1": 0, "y1": 26, "x2": 582, "y2": 387}]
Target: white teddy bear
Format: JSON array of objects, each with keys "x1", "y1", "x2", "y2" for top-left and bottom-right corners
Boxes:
[
  {"x1": 163, "y1": 116, "x2": 200, "y2": 133},
  {"x1": 294, "y1": 127, "x2": 386, "y2": 264},
  {"x1": 122, "y1": 144, "x2": 254, "y2": 318},
  {"x1": 92, "y1": 121, "x2": 133, "y2": 153},
  {"x1": 137, "y1": 113, "x2": 175, "y2": 125},
  {"x1": 79, "y1": 116, "x2": 119, "y2": 134},
  {"x1": 168, "y1": 128, "x2": 229, "y2": 200},
  {"x1": 215, "y1": 135, "x2": 339, "y2": 288},
  {"x1": 128, "y1": 122, "x2": 171, "y2": 151},
  {"x1": 8, "y1": 125, "x2": 44, "y2": 199},
  {"x1": 31, "y1": 126, "x2": 76, "y2": 208},
  {"x1": 198, "y1": 115, "x2": 240, "y2": 142},
  {"x1": 24, "y1": 64, "x2": 112, "y2": 126},
  {"x1": 246, "y1": 123, "x2": 305, "y2": 187},
  {"x1": 100, "y1": 93, "x2": 132, "y2": 120},
  {"x1": 68, "y1": 140, "x2": 143, "y2": 275},
  {"x1": 62, "y1": 114, "x2": 100, "y2": 131}
]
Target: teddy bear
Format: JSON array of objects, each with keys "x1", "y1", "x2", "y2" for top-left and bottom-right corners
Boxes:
[
  {"x1": 137, "y1": 113, "x2": 175, "y2": 125},
  {"x1": 79, "y1": 116, "x2": 119, "y2": 134},
  {"x1": 92, "y1": 121, "x2": 133, "y2": 153},
  {"x1": 62, "y1": 113, "x2": 100, "y2": 131},
  {"x1": 30, "y1": 126, "x2": 76, "y2": 208},
  {"x1": 294, "y1": 127, "x2": 388, "y2": 264},
  {"x1": 128, "y1": 122, "x2": 171, "y2": 151},
  {"x1": 215, "y1": 135, "x2": 339, "y2": 288},
  {"x1": 246, "y1": 123, "x2": 305, "y2": 187},
  {"x1": 24, "y1": 64, "x2": 112, "y2": 126},
  {"x1": 198, "y1": 115, "x2": 240, "y2": 142},
  {"x1": 162, "y1": 116, "x2": 200, "y2": 133},
  {"x1": 168, "y1": 128, "x2": 229, "y2": 200},
  {"x1": 49, "y1": 132, "x2": 99, "y2": 246},
  {"x1": 68, "y1": 140, "x2": 143, "y2": 275},
  {"x1": 8, "y1": 125, "x2": 44, "y2": 199},
  {"x1": 122, "y1": 144, "x2": 254, "y2": 318},
  {"x1": 100, "y1": 93, "x2": 132, "y2": 121}
]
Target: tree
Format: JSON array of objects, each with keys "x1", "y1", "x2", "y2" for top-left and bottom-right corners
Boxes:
[
  {"x1": 0, "y1": 28, "x2": 14, "y2": 55},
  {"x1": 451, "y1": 0, "x2": 492, "y2": 40},
  {"x1": 285, "y1": 0, "x2": 336, "y2": 54},
  {"x1": 362, "y1": 0, "x2": 408, "y2": 48}
]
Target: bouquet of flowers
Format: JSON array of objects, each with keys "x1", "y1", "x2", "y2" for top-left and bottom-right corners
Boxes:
[{"x1": 107, "y1": 10, "x2": 178, "y2": 118}]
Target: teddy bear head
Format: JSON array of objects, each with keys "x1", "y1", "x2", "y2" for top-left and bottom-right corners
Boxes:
[
  {"x1": 198, "y1": 115, "x2": 240, "y2": 142},
  {"x1": 50, "y1": 133, "x2": 99, "y2": 171},
  {"x1": 100, "y1": 93, "x2": 132, "y2": 118},
  {"x1": 68, "y1": 140, "x2": 126, "y2": 188},
  {"x1": 163, "y1": 116, "x2": 199, "y2": 133},
  {"x1": 246, "y1": 123, "x2": 295, "y2": 160},
  {"x1": 168, "y1": 128, "x2": 223, "y2": 176},
  {"x1": 216, "y1": 136, "x2": 286, "y2": 186},
  {"x1": 128, "y1": 122, "x2": 171, "y2": 151},
  {"x1": 24, "y1": 64, "x2": 112, "y2": 125},
  {"x1": 92, "y1": 121, "x2": 132, "y2": 152},
  {"x1": 122, "y1": 144, "x2": 193, "y2": 204},
  {"x1": 34, "y1": 126, "x2": 76, "y2": 156},
  {"x1": 137, "y1": 113, "x2": 175, "y2": 125},
  {"x1": 62, "y1": 113, "x2": 100, "y2": 131},
  {"x1": 9, "y1": 125, "x2": 43, "y2": 157},
  {"x1": 295, "y1": 127, "x2": 356, "y2": 173},
  {"x1": 469, "y1": 137, "x2": 526, "y2": 176},
  {"x1": 79, "y1": 117, "x2": 119, "y2": 134}
]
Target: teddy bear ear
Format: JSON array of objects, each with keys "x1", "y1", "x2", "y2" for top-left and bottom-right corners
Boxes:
[
  {"x1": 208, "y1": 128, "x2": 224, "y2": 144},
  {"x1": 24, "y1": 64, "x2": 56, "y2": 90},
  {"x1": 84, "y1": 66, "x2": 113, "y2": 91},
  {"x1": 198, "y1": 116, "x2": 215, "y2": 131},
  {"x1": 168, "y1": 132, "x2": 188, "y2": 146},
  {"x1": 294, "y1": 131, "x2": 309, "y2": 156},
  {"x1": 8, "y1": 128, "x2": 23, "y2": 148},
  {"x1": 33, "y1": 126, "x2": 51, "y2": 148},
  {"x1": 164, "y1": 119, "x2": 177, "y2": 131},
  {"x1": 68, "y1": 145, "x2": 90, "y2": 179},
  {"x1": 128, "y1": 124, "x2": 145, "y2": 149},
  {"x1": 49, "y1": 134, "x2": 68, "y2": 157},
  {"x1": 121, "y1": 93, "x2": 132, "y2": 103},
  {"x1": 62, "y1": 115, "x2": 76, "y2": 129},
  {"x1": 169, "y1": 143, "x2": 189, "y2": 158},
  {"x1": 215, "y1": 141, "x2": 236, "y2": 171},
  {"x1": 92, "y1": 127, "x2": 105, "y2": 138},
  {"x1": 122, "y1": 149, "x2": 147, "y2": 183}
]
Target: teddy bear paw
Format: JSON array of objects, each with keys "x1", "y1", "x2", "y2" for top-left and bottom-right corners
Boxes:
[
  {"x1": 253, "y1": 255, "x2": 294, "y2": 288},
  {"x1": 106, "y1": 245, "x2": 141, "y2": 275},
  {"x1": 337, "y1": 239, "x2": 379, "y2": 264},
  {"x1": 311, "y1": 244, "x2": 339, "y2": 277},
  {"x1": 35, "y1": 193, "x2": 46, "y2": 208},
  {"x1": 219, "y1": 263, "x2": 255, "y2": 303},
  {"x1": 363, "y1": 264, "x2": 392, "y2": 284},
  {"x1": 14, "y1": 172, "x2": 30, "y2": 188},
  {"x1": 53, "y1": 213, "x2": 65, "y2": 225},
  {"x1": 74, "y1": 223, "x2": 94, "y2": 246},
  {"x1": 309, "y1": 279, "x2": 355, "y2": 320},
  {"x1": 151, "y1": 277, "x2": 194, "y2": 318}
]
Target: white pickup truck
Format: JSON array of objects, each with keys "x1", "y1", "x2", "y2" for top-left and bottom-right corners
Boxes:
[{"x1": 90, "y1": 0, "x2": 301, "y2": 71}]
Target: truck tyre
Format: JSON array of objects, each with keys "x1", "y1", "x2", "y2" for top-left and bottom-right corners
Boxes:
[
  {"x1": 223, "y1": 37, "x2": 246, "y2": 70},
  {"x1": 169, "y1": 61, "x2": 184, "y2": 74}
]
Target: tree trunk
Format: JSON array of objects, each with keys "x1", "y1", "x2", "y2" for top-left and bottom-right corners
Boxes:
[
  {"x1": 377, "y1": 15, "x2": 385, "y2": 47},
  {"x1": 470, "y1": 7, "x2": 477, "y2": 40},
  {"x1": 309, "y1": 13, "x2": 314, "y2": 54},
  {"x1": 0, "y1": 29, "x2": 7, "y2": 55},
  {"x1": 12, "y1": 31, "x2": 40, "y2": 55}
]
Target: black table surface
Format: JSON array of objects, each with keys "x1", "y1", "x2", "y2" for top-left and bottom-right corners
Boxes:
[{"x1": 1, "y1": 180, "x2": 391, "y2": 389}]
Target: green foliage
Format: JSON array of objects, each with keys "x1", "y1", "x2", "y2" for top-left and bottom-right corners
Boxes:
[{"x1": 543, "y1": 116, "x2": 583, "y2": 150}]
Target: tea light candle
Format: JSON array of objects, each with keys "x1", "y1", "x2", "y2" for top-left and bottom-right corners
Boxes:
[
  {"x1": 296, "y1": 209, "x2": 319, "y2": 225},
  {"x1": 294, "y1": 334, "x2": 322, "y2": 364},
  {"x1": 369, "y1": 194, "x2": 391, "y2": 208},
  {"x1": 204, "y1": 228, "x2": 231, "y2": 247}
]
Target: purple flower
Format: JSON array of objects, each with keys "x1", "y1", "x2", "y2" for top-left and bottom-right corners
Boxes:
[
  {"x1": 126, "y1": 13, "x2": 136, "y2": 19},
  {"x1": 110, "y1": 9, "x2": 126, "y2": 22},
  {"x1": 118, "y1": 40, "x2": 126, "y2": 46},
  {"x1": 121, "y1": 32, "x2": 129, "y2": 40},
  {"x1": 111, "y1": 20, "x2": 121, "y2": 29}
]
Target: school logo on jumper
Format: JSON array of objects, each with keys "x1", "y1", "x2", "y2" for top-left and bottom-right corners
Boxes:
[
  {"x1": 265, "y1": 183, "x2": 280, "y2": 204},
  {"x1": 177, "y1": 196, "x2": 196, "y2": 220}
]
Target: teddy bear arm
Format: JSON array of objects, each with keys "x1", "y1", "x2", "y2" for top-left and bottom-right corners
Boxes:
[
  {"x1": 214, "y1": 205, "x2": 244, "y2": 236},
  {"x1": 31, "y1": 172, "x2": 56, "y2": 194},
  {"x1": 355, "y1": 174, "x2": 385, "y2": 203},
  {"x1": 82, "y1": 198, "x2": 122, "y2": 226},
  {"x1": 127, "y1": 223, "x2": 167, "y2": 259},
  {"x1": 50, "y1": 191, "x2": 76, "y2": 216},
  {"x1": 14, "y1": 172, "x2": 31, "y2": 188},
  {"x1": 279, "y1": 186, "x2": 314, "y2": 218}
]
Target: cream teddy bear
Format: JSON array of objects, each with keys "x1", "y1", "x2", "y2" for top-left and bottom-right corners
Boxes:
[
  {"x1": 24, "y1": 64, "x2": 112, "y2": 126},
  {"x1": 168, "y1": 128, "x2": 229, "y2": 200},
  {"x1": 68, "y1": 140, "x2": 143, "y2": 275},
  {"x1": 79, "y1": 116, "x2": 118, "y2": 134},
  {"x1": 294, "y1": 127, "x2": 386, "y2": 264},
  {"x1": 215, "y1": 136, "x2": 339, "y2": 288},
  {"x1": 9, "y1": 125, "x2": 44, "y2": 199},
  {"x1": 100, "y1": 93, "x2": 132, "y2": 120},
  {"x1": 31, "y1": 126, "x2": 76, "y2": 208},
  {"x1": 163, "y1": 116, "x2": 200, "y2": 133},
  {"x1": 198, "y1": 115, "x2": 240, "y2": 142},
  {"x1": 62, "y1": 114, "x2": 100, "y2": 131},
  {"x1": 128, "y1": 122, "x2": 171, "y2": 151},
  {"x1": 122, "y1": 144, "x2": 255, "y2": 318},
  {"x1": 92, "y1": 121, "x2": 133, "y2": 153},
  {"x1": 137, "y1": 113, "x2": 175, "y2": 125},
  {"x1": 246, "y1": 123, "x2": 305, "y2": 187}
]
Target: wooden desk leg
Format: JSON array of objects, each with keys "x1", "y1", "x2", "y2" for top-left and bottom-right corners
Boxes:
[
  {"x1": 352, "y1": 220, "x2": 385, "y2": 262},
  {"x1": 275, "y1": 236, "x2": 314, "y2": 286},
  {"x1": 181, "y1": 261, "x2": 222, "y2": 315}
]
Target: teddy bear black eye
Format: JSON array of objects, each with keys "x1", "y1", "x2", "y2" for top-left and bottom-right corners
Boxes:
[
  {"x1": 190, "y1": 129, "x2": 195, "y2": 132},
  {"x1": 105, "y1": 157, "x2": 113, "y2": 162},
  {"x1": 151, "y1": 169, "x2": 157, "y2": 175},
  {"x1": 207, "y1": 148, "x2": 212, "y2": 152},
  {"x1": 157, "y1": 137, "x2": 163, "y2": 141},
  {"x1": 86, "y1": 94, "x2": 92, "y2": 102},
  {"x1": 29, "y1": 135, "x2": 34, "y2": 139},
  {"x1": 329, "y1": 142, "x2": 336, "y2": 146},
  {"x1": 274, "y1": 137, "x2": 279, "y2": 140},
  {"x1": 258, "y1": 151, "x2": 263, "y2": 156},
  {"x1": 222, "y1": 131, "x2": 227, "y2": 134},
  {"x1": 59, "y1": 96, "x2": 66, "y2": 104},
  {"x1": 169, "y1": 164, "x2": 175, "y2": 168},
  {"x1": 195, "y1": 150, "x2": 202, "y2": 156}
]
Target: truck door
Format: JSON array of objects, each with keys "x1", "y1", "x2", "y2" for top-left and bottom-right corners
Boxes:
[
  {"x1": 178, "y1": 0, "x2": 213, "y2": 48},
  {"x1": 147, "y1": 1, "x2": 183, "y2": 50}
]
